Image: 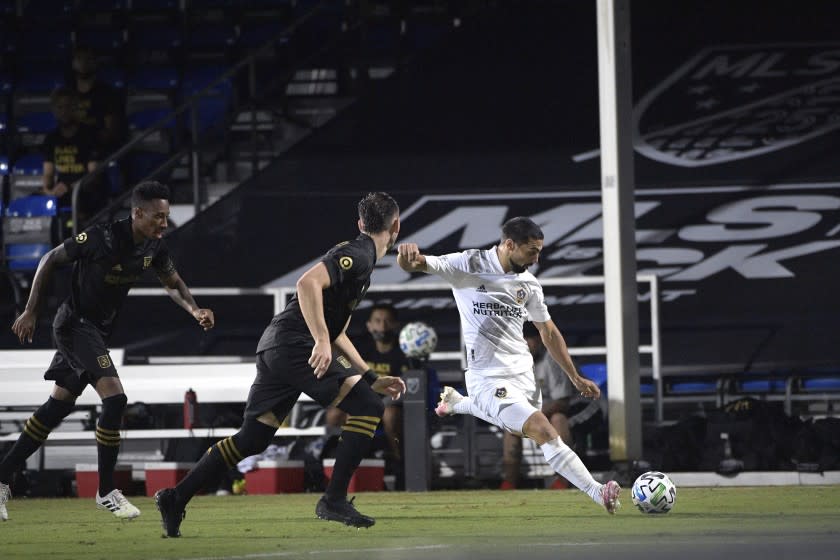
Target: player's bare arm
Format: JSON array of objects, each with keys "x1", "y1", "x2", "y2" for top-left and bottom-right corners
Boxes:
[
  {"x1": 296, "y1": 262, "x2": 333, "y2": 378},
  {"x1": 396, "y1": 243, "x2": 428, "y2": 272},
  {"x1": 534, "y1": 319, "x2": 600, "y2": 399},
  {"x1": 11, "y1": 245, "x2": 73, "y2": 344},
  {"x1": 158, "y1": 270, "x2": 215, "y2": 330}
]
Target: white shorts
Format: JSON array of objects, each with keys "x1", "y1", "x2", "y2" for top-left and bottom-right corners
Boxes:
[{"x1": 465, "y1": 370, "x2": 543, "y2": 435}]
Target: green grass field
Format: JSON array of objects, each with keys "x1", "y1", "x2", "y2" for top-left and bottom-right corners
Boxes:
[{"x1": 2, "y1": 487, "x2": 840, "y2": 560}]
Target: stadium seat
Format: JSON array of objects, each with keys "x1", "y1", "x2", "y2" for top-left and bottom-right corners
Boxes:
[
  {"x1": 97, "y1": 67, "x2": 127, "y2": 90},
  {"x1": 2, "y1": 194, "x2": 58, "y2": 272},
  {"x1": 10, "y1": 153, "x2": 45, "y2": 196},
  {"x1": 128, "y1": 108, "x2": 177, "y2": 152},
  {"x1": 15, "y1": 111, "x2": 56, "y2": 133}
]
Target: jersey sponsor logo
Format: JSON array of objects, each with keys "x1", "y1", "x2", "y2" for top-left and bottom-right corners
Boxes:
[
  {"x1": 75, "y1": 232, "x2": 88, "y2": 244},
  {"x1": 472, "y1": 301, "x2": 524, "y2": 318},
  {"x1": 97, "y1": 355, "x2": 112, "y2": 369},
  {"x1": 336, "y1": 355, "x2": 352, "y2": 369},
  {"x1": 339, "y1": 256, "x2": 353, "y2": 270},
  {"x1": 494, "y1": 387, "x2": 508, "y2": 399}
]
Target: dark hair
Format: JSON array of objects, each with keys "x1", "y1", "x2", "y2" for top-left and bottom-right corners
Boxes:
[
  {"x1": 502, "y1": 217, "x2": 544, "y2": 245},
  {"x1": 358, "y1": 192, "x2": 399, "y2": 234},
  {"x1": 369, "y1": 302, "x2": 398, "y2": 321},
  {"x1": 131, "y1": 181, "x2": 170, "y2": 208},
  {"x1": 50, "y1": 85, "x2": 78, "y2": 106}
]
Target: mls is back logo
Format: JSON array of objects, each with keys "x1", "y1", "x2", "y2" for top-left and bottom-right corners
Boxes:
[{"x1": 634, "y1": 44, "x2": 840, "y2": 167}]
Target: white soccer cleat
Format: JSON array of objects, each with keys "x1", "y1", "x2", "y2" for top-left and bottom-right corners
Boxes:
[
  {"x1": 601, "y1": 480, "x2": 621, "y2": 514},
  {"x1": 435, "y1": 386, "x2": 465, "y2": 417},
  {"x1": 96, "y1": 489, "x2": 141, "y2": 519},
  {"x1": 0, "y1": 481, "x2": 10, "y2": 521}
]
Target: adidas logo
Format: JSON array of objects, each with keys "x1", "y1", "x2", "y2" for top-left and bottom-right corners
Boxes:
[{"x1": 476, "y1": 285, "x2": 487, "y2": 293}]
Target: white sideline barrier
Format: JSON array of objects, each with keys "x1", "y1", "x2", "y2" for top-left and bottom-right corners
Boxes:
[{"x1": 0, "y1": 349, "x2": 325, "y2": 444}]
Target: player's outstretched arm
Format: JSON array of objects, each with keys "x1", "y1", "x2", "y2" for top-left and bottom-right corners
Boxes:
[
  {"x1": 534, "y1": 319, "x2": 600, "y2": 399},
  {"x1": 158, "y1": 271, "x2": 215, "y2": 330},
  {"x1": 11, "y1": 244, "x2": 72, "y2": 343},
  {"x1": 397, "y1": 243, "x2": 427, "y2": 272}
]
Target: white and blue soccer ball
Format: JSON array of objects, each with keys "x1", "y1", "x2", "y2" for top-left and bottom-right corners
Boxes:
[
  {"x1": 398, "y1": 322, "x2": 438, "y2": 358},
  {"x1": 631, "y1": 471, "x2": 677, "y2": 514}
]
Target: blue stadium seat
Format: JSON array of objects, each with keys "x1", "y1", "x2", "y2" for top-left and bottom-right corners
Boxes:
[
  {"x1": 11, "y1": 153, "x2": 45, "y2": 176},
  {"x1": 129, "y1": 108, "x2": 177, "y2": 131},
  {"x1": 98, "y1": 67, "x2": 127, "y2": 90},
  {"x1": 126, "y1": 151, "x2": 169, "y2": 184},
  {"x1": 16, "y1": 66, "x2": 65, "y2": 94},
  {"x1": 75, "y1": 29, "x2": 126, "y2": 51},
  {"x1": 128, "y1": 66, "x2": 180, "y2": 91},
  {"x1": 17, "y1": 30, "x2": 73, "y2": 61},
  {"x1": 578, "y1": 362, "x2": 656, "y2": 396},
  {"x1": 130, "y1": 25, "x2": 183, "y2": 51},
  {"x1": 3, "y1": 194, "x2": 58, "y2": 271},
  {"x1": 15, "y1": 111, "x2": 56, "y2": 134}
]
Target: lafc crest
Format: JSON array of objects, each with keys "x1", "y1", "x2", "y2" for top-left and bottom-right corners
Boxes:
[
  {"x1": 143, "y1": 256, "x2": 152, "y2": 269},
  {"x1": 97, "y1": 355, "x2": 112, "y2": 368}
]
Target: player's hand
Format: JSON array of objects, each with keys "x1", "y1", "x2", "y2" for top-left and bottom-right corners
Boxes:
[
  {"x1": 397, "y1": 243, "x2": 424, "y2": 271},
  {"x1": 372, "y1": 375, "x2": 406, "y2": 400},
  {"x1": 12, "y1": 309, "x2": 37, "y2": 344},
  {"x1": 574, "y1": 377, "x2": 601, "y2": 399},
  {"x1": 192, "y1": 308, "x2": 215, "y2": 330},
  {"x1": 54, "y1": 182, "x2": 69, "y2": 197},
  {"x1": 309, "y1": 340, "x2": 332, "y2": 378}
]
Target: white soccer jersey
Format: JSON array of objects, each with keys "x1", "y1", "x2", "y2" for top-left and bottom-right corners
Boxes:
[{"x1": 425, "y1": 247, "x2": 551, "y2": 377}]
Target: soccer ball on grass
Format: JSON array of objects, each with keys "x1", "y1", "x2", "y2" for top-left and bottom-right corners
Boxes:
[
  {"x1": 631, "y1": 471, "x2": 676, "y2": 514},
  {"x1": 398, "y1": 322, "x2": 438, "y2": 358}
]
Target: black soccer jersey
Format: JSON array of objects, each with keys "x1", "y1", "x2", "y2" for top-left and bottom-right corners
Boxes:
[
  {"x1": 257, "y1": 234, "x2": 376, "y2": 352},
  {"x1": 353, "y1": 337, "x2": 407, "y2": 379},
  {"x1": 60, "y1": 217, "x2": 176, "y2": 334}
]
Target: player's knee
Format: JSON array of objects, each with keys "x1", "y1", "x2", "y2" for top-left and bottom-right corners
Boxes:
[
  {"x1": 102, "y1": 393, "x2": 128, "y2": 413},
  {"x1": 338, "y1": 381, "x2": 385, "y2": 418},
  {"x1": 36, "y1": 397, "x2": 75, "y2": 428},
  {"x1": 230, "y1": 417, "x2": 277, "y2": 458}
]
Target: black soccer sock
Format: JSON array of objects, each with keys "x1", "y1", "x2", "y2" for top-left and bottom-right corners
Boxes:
[
  {"x1": 175, "y1": 418, "x2": 276, "y2": 507},
  {"x1": 96, "y1": 394, "x2": 127, "y2": 495},
  {"x1": 0, "y1": 397, "x2": 74, "y2": 483},
  {"x1": 325, "y1": 383, "x2": 384, "y2": 502}
]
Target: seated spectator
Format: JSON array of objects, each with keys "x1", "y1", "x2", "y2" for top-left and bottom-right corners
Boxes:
[
  {"x1": 325, "y1": 303, "x2": 408, "y2": 485},
  {"x1": 41, "y1": 86, "x2": 105, "y2": 227},
  {"x1": 68, "y1": 45, "x2": 127, "y2": 156},
  {"x1": 501, "y1": 322, "x2": 574, "y2": 490}
]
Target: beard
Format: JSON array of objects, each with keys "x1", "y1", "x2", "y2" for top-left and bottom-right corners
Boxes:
[{"x1": 510, "y1": 259, "x2": 528, "y2": 274}]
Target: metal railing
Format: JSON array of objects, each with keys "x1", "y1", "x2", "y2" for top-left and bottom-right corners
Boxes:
[{"x1": 70, "y1": 1, "x2": 351, "y2": 235}]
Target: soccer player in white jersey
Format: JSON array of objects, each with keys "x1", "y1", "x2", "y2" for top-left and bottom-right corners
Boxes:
[{"x1": 396, "y1": 216, "x2": 620, "y2": 514}]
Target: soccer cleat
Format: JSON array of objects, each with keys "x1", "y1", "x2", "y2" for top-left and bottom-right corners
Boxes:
[
  {"x1": 155, "y1": 488, "x2": 186, "y2": 537},
  {"x1": 96, "y1": 489, "x2": 141, "y2": 519},
  {"x1": 435, "y1": 386, "x2": 464, "y2": 417},
  {"x1": 316, "y1": 496, "x2": 375, "y2": 528},
  {"x1": 601, "y1": 480, "x2": 621, "y2": 514},
  {"x1": 0, "y1": 481, "x2": 10, "y2": 521}
]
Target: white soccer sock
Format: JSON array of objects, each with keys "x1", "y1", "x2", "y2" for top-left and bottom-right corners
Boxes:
[
  {"x1": 540, "y1": 437, "x2": 602, "y2": 503},
  {"x1": 453, "y1": 398, "x2": 472, "y2": 415}
]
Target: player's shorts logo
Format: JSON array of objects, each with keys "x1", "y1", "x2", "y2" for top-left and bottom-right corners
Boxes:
[
  {"x1": 494, "y1": 387, "x2": 508, "y2": 399},
  {"x1": 339, "y1": 256, "x2": 353, "y2": 270},
  {"x1": 143, "y1": 256, "x2": 152, "y2": 269},
  {"x1": 75, "y1": 232, "x2": 88, "y2": 244},
  {"x1": 97, "y1": 355, "x2": 112, "y2": 369},
  {"x1": 336, "y1": 355, "x2": 351, "y2": 369},
  {"x1": 633, "y1": 44, "x2": 840, "y2": 167},
  {"x1": 406, "y1": 377, "x2": 420, "y2": 394}
]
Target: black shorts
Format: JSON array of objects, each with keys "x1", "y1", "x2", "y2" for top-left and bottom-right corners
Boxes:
[
  {"x1": 244, "y1": 344, "x2": 357, "y2": 421},
  {"x1": 44, "y1": 308, "x2": 118, "y2": 397}
]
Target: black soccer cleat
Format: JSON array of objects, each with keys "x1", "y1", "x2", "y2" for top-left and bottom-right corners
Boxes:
[
  {"x1": 315, "y1": 496, "x2": 375, "y2": 528},
  {"x1": 154, "y1": 488, "x2": 186, "y2": 537}
]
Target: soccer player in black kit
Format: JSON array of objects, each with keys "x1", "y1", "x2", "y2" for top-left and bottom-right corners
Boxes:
[
  {"x1": 154, "y1": 192, "x2": 406, "y2": 537},
  {"x1": 0, "y1": 181, "x2": 214, "y2": 522}
]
